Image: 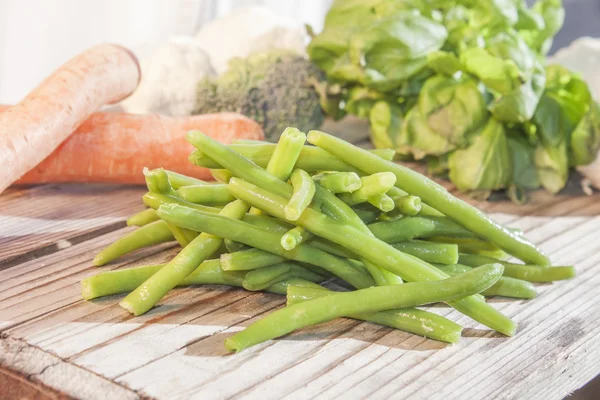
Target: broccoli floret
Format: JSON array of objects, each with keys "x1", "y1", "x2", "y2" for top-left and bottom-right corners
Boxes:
[{"x1": 194, "y1": 50, "x2": 326, "y2": 141}]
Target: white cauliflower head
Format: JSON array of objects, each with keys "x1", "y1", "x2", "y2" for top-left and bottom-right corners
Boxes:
[
  {"x1": 195, "y1": 6, "x2": 307, "y2": 74},
  {"x1": 121, "y1": 36, "x2": 215, "y2": 116}
]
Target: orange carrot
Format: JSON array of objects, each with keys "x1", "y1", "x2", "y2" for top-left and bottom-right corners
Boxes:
[
  {"x1": 14, "y1": 111, "x2": 264, "y2": 185},
  {"x1": 0, "y1": 44, "x2": 141, "y2": 193}
]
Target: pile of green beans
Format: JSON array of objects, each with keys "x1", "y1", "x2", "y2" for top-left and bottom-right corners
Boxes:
[{"x1": 82, "y1": 127, "x2": 575, "y2": 352}]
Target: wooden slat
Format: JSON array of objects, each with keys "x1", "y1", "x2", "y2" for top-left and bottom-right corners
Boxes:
[{"x1": 0, "y1": 184, "x2": 146, "y2": 264}]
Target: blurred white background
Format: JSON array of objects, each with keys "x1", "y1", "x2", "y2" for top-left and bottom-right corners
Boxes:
[{"x1": 0, "y1": 0, "x2": 332, "y2": 104}]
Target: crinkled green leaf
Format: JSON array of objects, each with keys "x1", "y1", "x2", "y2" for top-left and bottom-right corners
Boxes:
[
  {"x1": 397, "y1": 107, "x2": 457, "y2": 159},
  {"x1": 418, "y1": 75, "x2": 488, "y2": 147},
  {"x1": 515, "y1": 1, "x2": 545, "y2": 31},
  {"x1": 362, "y1": 55, "x2": 429, "y2": 92},
  {"x1": 570, "y1": 102, "x2": 600, "y2": 166},
  {"x1": 369, "y1": 100, "x2": 403, "y2": 149},
  {"x1": 344, "y1": 86, "x2": 388, "y2": 118},
  {"x1": 460, "y1": 47, "x2": 523, "y2": 94},
  {"x1": 531, "y1": 93, "x2": 571, "y2": 147},
  {"x1": 448, "y1": 118, "x2": 512, "y2": 191},
  {"x1": 427, "y1": 51, "x2": 461, "y2": 76},
  {"x1": 535, "y1": 140, "x2": 568, "y2": 193},
  {"x1": 507, "y1": 135, "x2": 540, "y2": 189}
]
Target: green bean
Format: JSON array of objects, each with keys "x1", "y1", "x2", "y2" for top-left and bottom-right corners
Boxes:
[
  {"x1": 307, "y1": 130, "x2": 549, "y2": 266},
  {"x1": 224, "y1": 239, "x2": 247, "y2": 253},
  {"x1": 287, "y1": 286, "x2": 462, "y2": 343},
  {"x1": 266, "y1": 127, "x2": 306, "y2": 180},
  {"x1": 352, "y1": 204, "x2": 381, "y2": 224},
  {"x1": 391, "y1": 240, "x2": 459, "y2": 265},
  {"x1": 81, "y1": 260, "x2": 246, "y2": 300},
  {"x1": 368, "y1": 216, "x2": 477, "y2": 243},
  {"x1": 312, "y1": 172, "x2": 362, "y2": 193},
  {"x1": 242, "y1": 214, "x2": 293, "y2": 233},
  {"x1": 142, "y1": 192, "x2": 221, "y2": 215},
  {"x1": 363, "y1": 260, "x2": 404, "y2": 286},
  {"x1": 435, "y1": 238, "x2": 510, "y2": 260},
  {"x1": 145, "y1": 168, "x2": 197, "y2": 246},
  {"x1": 281, "y1": 226, "x2": 311, "y2": 250},
  {"x1": 231, "y1": 139, "x2": 270, "y2": 145},
  {"x1": 157, "y1": 204, "x2": 375, "y2": 289},
  {"x1": 434, "y1": 264, "x2": 536, "y2": 299},
  {"x1": 210, "y1": 169, "x2": 233, "y2": 183},
  {"x1": 308, "y1": 237, "x2": 358, "y2": 259},
  {"x1": 226, "y1": 178, "x2": 517, "y2": 336},
  {"x1": 458, "y1": 254, "x2": 575, "y2": 282},
  {"x1": 120, "y1": 200, "x2": 249, "y2": 316},
  {"x1": 225, "y1": 263, "x2": 503, "y2": 351},
  {"x1": 339, "y1": 172, "x2": 397, "y2": 206},
  {"x1": 393, "y1": 195, "x2": 422, "y2": 216},
  {"x1": 177, "y1": 184, "x2": 234, "y2": 204},
  {"x1": 265, "y1": 278, "x2": 325, "y2": 295},
  {"x1": 165, "y1": 170, "x2": 206, "y2": 189},
  {"x1": 242, "y1": 262, "x2": 324, "y2": 291},
  {"x1": 93, "y1": 220, "x2": 174, "y2": 266},
  {"x1": 221, "y1": 248, "x2": 285, "y2": 271},
  {"x1": 285, "y1": 170, "x2": 316, "y2": 220},
  {"x1": 126, "y1": 209, "x2": 159, "y2": 227},
  {"x1": 188, "y1": 144, "x2": 395, "y2": 172},
  {"x1": 367, "y1": 193, "x2": 395, "y2": 212}
]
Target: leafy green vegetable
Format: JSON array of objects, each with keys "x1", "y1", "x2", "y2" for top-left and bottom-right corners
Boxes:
[
  {"x1": 310, "y1": 0, "x2": 599, "y2": 201},
  {"x1": 448, "y1": 118, "x2": 512, "y2": 193}
]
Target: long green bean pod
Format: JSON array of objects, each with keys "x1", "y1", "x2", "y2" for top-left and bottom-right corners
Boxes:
[
  {"x1": 339, "y1": 172, "x2": 397, "y2": 206},
  {"x1": 189, "y1": 144, "x2": 395, "y2": 172},
  {"x1": 120, "y1": 200, "x2": 249, "y2": 316},
  {"x1": 225, "y1": 264, "x2": 503, "y2": 352},
  {"x1": 266, "y1": 127, "x2": 306, "y2": 180},
  {"x1": 177, "y1": 184, "x2": 234, "y2": 204},
  {"x1": 430, "y1": 237, "x2": 508, "y2": 259},
  {"x1": 393, "y1": 195, "x2": 422, "y2": 216},
  {"x1": 226, "y1": 178, "x2": 517, "y2": 336},
  {"x1": 307, "y1": 130, "x2": 549, "y2": 266},
  {"x1": 126, "y1": 209, "x2": 159, "y2": 227},
  {"x1": 157, "y1": 204, "x2": 375, "y2": 289},
  {"x1": 286, "y1": 286, "x2": 462, "y2": 343},
  {"x1": 165, "y1": 170, "x2": 206, "y2": 189},
  {"x1": 391, "y1": 240, "x2": 459, "y2": 265},
  {"x1": 285, "y1": 169, "x2": 316, "y2": 220},
  {"x1": 458, "y1": 254, "x2": 575, "y2": 282},
  {"x1": 281, "y1": 226, "x2": 312, "y2": 250},
  {"x1": 243, "y1": 214, "x2": 293, "y2": 233},
  {"x1": 368, "y1": 216, "x2": 477, "y2": 243},
  {"x1": 435, "y1": 264, "x2": 537, "y2": 299},
  {"x1": 81, "y1": 260, "x2": 247, "y2": 300},
  {"x1": 312, "y1": 172, "x2": 362, "y2": 193},
  {"x1": 220, "y1": 248, "x2": 285, "y2": 271},
  {"x1": 93, "y1": 220, "x2": 174, "y2": 266},
  {"x1": 242, "y1": 262, "x2": 324, "y2": 291}
]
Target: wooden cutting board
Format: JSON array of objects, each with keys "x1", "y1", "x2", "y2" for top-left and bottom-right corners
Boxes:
[{"x1": 1, "y1": 177, "x2": 600, "y2": 400}]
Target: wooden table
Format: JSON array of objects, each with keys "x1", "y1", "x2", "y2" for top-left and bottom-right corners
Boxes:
[{"x1": 1, "y1": 178, "x2": 600, "y2": 400}]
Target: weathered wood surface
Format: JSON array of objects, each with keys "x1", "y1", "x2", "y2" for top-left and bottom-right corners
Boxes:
[{"x1": 1, "y1": 181, "x2": 600, "y2": 400}]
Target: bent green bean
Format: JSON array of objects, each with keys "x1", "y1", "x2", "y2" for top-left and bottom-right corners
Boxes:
[
  {"x1": 306, "y1": 130, "x2": 549, "y2": 266},
  {"x1": 287, "y1": 286, "x2": 462, "y2": 343},
  {"x1": 225, "y1": 264, "x2": 503, "y2": 351},
  {"x1": 93, "y1": 220, "x2": 174, "y2": 266},
  {"x1": 285, "y1": 169, "x2": 316, "y2": 220}
]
